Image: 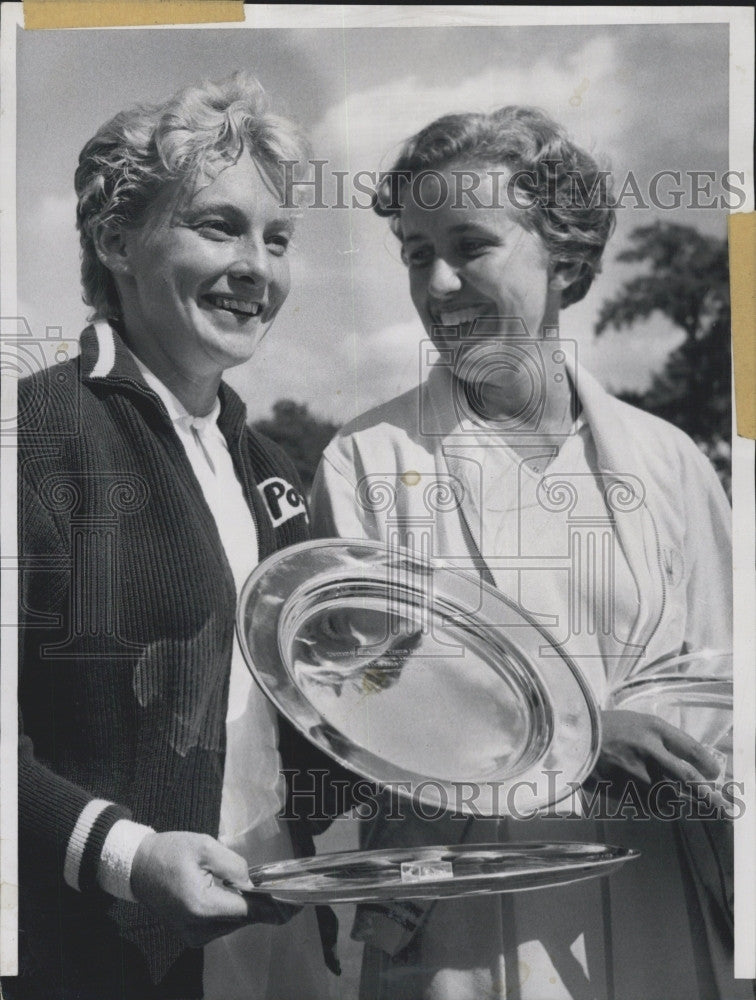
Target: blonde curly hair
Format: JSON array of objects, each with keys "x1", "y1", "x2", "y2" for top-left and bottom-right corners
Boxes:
[{"x1": 75, "y1": 71, "x2": 309, "y2": 320}]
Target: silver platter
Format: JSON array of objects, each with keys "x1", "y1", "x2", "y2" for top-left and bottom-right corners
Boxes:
[
  {"x1": 248, "y1": 843, "x2": 639, "y2": 904},
  {"x1": 237, "y1": 539, "x2": 601, "y2": 817}
]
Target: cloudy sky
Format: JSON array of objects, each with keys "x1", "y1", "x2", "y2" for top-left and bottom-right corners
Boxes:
[{"x1": 15, "y1": 17, "x2": 734, "y2": 424}]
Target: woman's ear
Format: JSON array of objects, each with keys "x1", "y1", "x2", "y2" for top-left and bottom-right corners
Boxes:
[
  {"x1": 549, "y1": 260, "x2": 583, "y2": 291},
  {"x1": 93, "y1": 224, "x2": 132, "y2": 277}
]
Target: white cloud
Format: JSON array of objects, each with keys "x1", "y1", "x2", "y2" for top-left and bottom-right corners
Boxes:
[{"x1": 313, "y1": 35, "x2": 627, "y2": 175}]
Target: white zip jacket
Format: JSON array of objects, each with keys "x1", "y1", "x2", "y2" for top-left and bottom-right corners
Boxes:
[{"x1": 311, "y1": 361, "x2": 733, "y2": 963}]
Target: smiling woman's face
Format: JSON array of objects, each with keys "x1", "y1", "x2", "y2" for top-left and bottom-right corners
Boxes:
[
  {"x1": 113, "y1": 151, "x2": 294, "y2": 384},
  {"x1": 399, "y1": 164, "x2": 559, "y2": 361}
]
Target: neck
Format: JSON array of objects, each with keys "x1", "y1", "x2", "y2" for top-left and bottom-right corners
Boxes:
[
  {"x1": 459, "y1": 346, "x2": 577, "y2": 439},
  {"x1": 156, "y1": 370, "x2": 222, "y2": 418},
  {"x1": 119, "y1": 326, "x2": 221, "y2": 417}
]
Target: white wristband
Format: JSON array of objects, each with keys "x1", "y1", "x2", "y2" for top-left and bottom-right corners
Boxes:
[{"x1": 97, "y1": 819, "x2": 155, "y2": 902}]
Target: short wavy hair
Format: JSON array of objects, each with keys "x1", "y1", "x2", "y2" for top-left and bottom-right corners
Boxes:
[
  {"x1": 75, "y1": 72, "x2": 310, "y2": 321},
  {"x1": 374, "y1": 106, "x2": 615, "y2": 308}
]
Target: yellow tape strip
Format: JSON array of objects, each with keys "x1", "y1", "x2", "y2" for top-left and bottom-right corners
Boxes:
[
  {"x1": 729, "y1": 212, "x2": 756, "y2": 440},
  {"x1": 24, "y1": 0, "x2": 244, "y2": 29}
]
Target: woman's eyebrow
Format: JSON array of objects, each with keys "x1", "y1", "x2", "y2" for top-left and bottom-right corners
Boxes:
[
  {"x1": 181, "y1": 201, "x2": 295, "y2": 232},
  {"x1": 268, "y1": 216, "x2": 296, "y2": 234},
  {"x1": 401, "y1": 222, "x2": 499, "y2": 243},
  {"x1": 447, "y1": 222, "x2": 498, "y2": 235},
  {"x1": 182, "y1": 199, "x2": 245, "y2": 220}
]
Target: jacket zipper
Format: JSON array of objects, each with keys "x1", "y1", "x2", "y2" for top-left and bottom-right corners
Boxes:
[
  {"x1": 632, "y1": 500, "x2": 668, "y2": 670},
  {"x1": 104, "y1": 373, "x2": 249, "y2": 591},
  {"x1": 233, "y1": 431, "x2": 262, "y2": 555}
]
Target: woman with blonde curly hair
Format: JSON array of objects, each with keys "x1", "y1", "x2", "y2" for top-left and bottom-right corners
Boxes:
[
  {"x1": 313, "y1": 107, "x2": 742, "y2": 999},
  {"x1": 9, "y1": 73, "x2": 343, "y2": 1000}
]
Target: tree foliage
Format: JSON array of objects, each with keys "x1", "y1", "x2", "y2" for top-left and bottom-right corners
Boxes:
[
  {"x1": 252, "y1": 399, "x2": 339, "y2": 493},
  {"x1": 594, "y1": 222, "x2": 731, "y2": 493}
]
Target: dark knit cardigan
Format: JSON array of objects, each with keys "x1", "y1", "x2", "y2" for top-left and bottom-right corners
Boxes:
[{"x1": 15, "y1": 325, "x2": 340, "y2": 995}]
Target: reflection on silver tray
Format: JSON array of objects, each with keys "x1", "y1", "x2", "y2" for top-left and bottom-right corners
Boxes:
[
  {"x1": 247, "y1": 843, "x2": 639, "y2": 904},
  {"x1": 237, "y1": 539, "x2": 600, "y2": 816}
]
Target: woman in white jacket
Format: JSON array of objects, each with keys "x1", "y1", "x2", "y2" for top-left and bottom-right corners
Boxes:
[{"x1": 311, "y1": 107, "x2": 745, "y2": 1000}]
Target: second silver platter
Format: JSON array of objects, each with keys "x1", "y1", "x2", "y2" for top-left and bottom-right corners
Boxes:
[{"x1": 248, "y1": 842, "x2": 638, "y2": 904}]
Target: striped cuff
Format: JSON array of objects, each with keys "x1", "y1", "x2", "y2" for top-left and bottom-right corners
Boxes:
[
  {"x1": 98, "y1": 819, "x2": 155, "y2": 902},
  {"x1": 63, "y1": 798, "x2": 130, "y2": 894}
]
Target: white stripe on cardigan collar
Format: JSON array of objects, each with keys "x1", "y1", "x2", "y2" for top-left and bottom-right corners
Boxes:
[{"x1": 90, "y1": 319, "x2": 117, "y2": 379}]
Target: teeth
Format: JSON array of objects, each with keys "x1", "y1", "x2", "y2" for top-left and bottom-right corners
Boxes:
[
  {"x1": 207, "y1": 295, "x2": 261, "y2": 317},
  {"x1": 437, "y1": 307, "x2": 483, "y2": 327}
]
